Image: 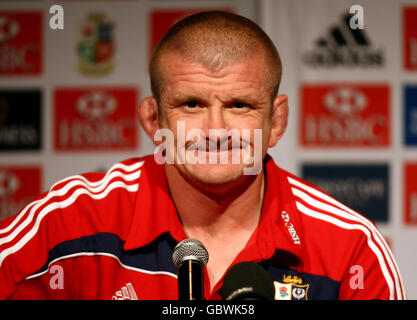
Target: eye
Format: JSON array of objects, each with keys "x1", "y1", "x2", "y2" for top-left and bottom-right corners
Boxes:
[
  {"x1": 231, "y1": 102, "x2": 251, "y2": 110},
  {"x1": 184, "y1": 101, "x2": 199, "y2": 110},
  {"x1": 234, "y1": 102, "x2": 246, "y2": 109}
]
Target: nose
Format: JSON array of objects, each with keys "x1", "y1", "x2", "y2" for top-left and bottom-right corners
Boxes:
[
  {"x1": 204, "y1": 105, "x2": 232, "y2": 150},
  {"x1": 207, "y1": 105, "x2": 226, "y2": 131}
]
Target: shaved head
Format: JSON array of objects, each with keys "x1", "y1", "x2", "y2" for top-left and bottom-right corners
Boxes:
[{"x1": 149, "y1": 11, "x2": 282, "y2": 103}]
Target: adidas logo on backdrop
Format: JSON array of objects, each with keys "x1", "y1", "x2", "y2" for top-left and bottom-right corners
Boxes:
[{"x1": 303, "y1": 12, "x2": 384, "y2": 68}]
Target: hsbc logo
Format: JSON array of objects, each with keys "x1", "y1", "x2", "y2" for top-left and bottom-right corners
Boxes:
[
  {"x1": 301, "y1": 84, "x2": 390, "y2": 147},
  {"x1": 54, "y1": 88, "x2": 139, "y2": 151},
  {"x1": 76, "y1": 92, "x2": 116, "y2": 120},
  {"x1": 0, "y1": 11, "x2": 42, "y2": 75},
  {"x1": 0, "y1": 167, "x2": 41, "y2": 222},
  {"x1": 0, "y1": 171, "x2": 19, "y2": 197},
  {"x1": 324, "y1": 87, "x2": 367, "y2": 117},
  {"x1": 410, "y1": 193, "x2": 417, "y2": 224},
  {"x1": 0, "y1": 16, "x2": 19, "y2": 42},
  {"x1": 404, "y1": 7, "x2": 417, "y2": 71}
]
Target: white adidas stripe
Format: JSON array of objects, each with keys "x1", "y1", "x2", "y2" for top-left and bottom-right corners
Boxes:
[
  {"x1": 288, "y1": 176, "x2": 405, "y2": 299},
  {"x1": 295, "y1": 201, "x2": 396, "y2": 299},
  {"x1": 291, "y1": 186, "x2": 403, "y2": 299},
  {"x1": 288, "y1": 176, "x2": 401, "y2": 261},
  {"x1": 48, "y1": 161, "x2": 145, "y2": 190},
  {"x1": 26, "y1": 252, "x2": 177, "y2": 281},
  {"x1": 0, "y1": 169, "x2": 141, "y2": 246},
  {"x1": 0, "y1": 170, "x2": 141, "y2": 247},
  {"x1": 0, "y1": 181, "x2": 139, "y2": 267},
  {"x1": 288, "y1": 176, "x2": 401, "y2": 273},
  {"x1": 0, "y1": 161, "x2": 144, "y2": 235}
]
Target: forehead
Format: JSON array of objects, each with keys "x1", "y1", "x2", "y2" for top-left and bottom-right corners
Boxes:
[{"x1": 159, "y1": 52, "x2": 269, "y2": 99}]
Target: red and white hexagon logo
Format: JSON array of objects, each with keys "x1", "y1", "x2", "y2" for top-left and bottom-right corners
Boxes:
[
  {"x1": 54, "y1": 87, "x2": 139, "y2": 151},
  {"x1": 0, "y1": 11, "x2": 42, "y2": 75},
  {"x1": 0, "y1": 171, "x2": 19, "y2": 197},
  {"x1": 301, "y1": 84, "x2": 390, "y2": 147},
  {"x1": 0, "y1": 166, "x2": 41, "y2": 222},
  {"x1": 76, "y1": 91, "x2": 116, "y2": 120},
  {"x1": 324, "y1": 87, "x2": 367, "y2": 117},
  {"x1": 0, "y1": 16, "x2": 19, "y2": 42}
]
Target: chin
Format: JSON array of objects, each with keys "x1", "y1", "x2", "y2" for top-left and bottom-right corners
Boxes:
[
  {"x1": 175, "y1": 148, "x2": 262, "y2": 186},
  {"x1": 182, "y1": 162, "x2": 247, "y2": 186}
]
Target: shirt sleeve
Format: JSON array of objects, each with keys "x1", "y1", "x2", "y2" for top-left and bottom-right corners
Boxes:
[
  {"x1": 0, "y1": 161, "x2": 140, "y2": 300},
  {"x1": 0, "y1": 188, "x2": 82, "y2": 300},
  {"x1": 0, "y1": 192, "x2": 52, "y2": 299},
  {"x1": 337, "y1": 229, "x2": 406, "y2": 300}
]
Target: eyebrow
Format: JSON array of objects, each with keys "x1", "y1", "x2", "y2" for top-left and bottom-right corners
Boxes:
[
  {"x1": 170, "y1": 92, "x2": 259, "y2": 106},
  {"x1": 171, "y1": 93, "x2": 202, "y2": 103},
  {"x1": 226, "y1": 94, "x2": 259, "y2": 105}
]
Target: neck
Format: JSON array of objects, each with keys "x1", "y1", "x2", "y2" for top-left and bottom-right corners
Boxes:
[
  {"x1": 165, "y1": 165, "x2": 265, "y2": 291},
  {"x1": 165, "y1": 165, "x2": 265, "y2": 240}
]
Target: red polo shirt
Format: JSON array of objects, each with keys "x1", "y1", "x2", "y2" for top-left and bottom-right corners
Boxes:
[{"x1": 0, "y1": 155, "x2": 405, "y2": 300}]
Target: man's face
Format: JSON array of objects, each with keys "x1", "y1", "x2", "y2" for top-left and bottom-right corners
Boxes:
[{"x1": 156, "y1": 52, "x2": 275, "y2": 186}]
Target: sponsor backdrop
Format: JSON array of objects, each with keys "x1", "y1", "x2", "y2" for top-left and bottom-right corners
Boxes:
[{"x1": 0, "y1": 0, "x2": 416, "y2": 299}]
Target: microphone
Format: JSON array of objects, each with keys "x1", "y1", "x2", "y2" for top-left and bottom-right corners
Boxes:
[
  {"x1": 221, "y1": 262, "x2": 275, "y2": 300},
  {"x1": 172, "y1": 238, "x2": 209, "y2": 300}
]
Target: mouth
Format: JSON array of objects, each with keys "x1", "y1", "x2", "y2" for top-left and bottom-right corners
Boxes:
[
  {"x1": 183, "y1": 139, "x2": 252, "y2": 167},
  {"x1": 186, "y1": 138, "x2": 250, "y2": 153}
]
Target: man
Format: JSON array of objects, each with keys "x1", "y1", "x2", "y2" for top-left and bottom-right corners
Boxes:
[{"x1": 0, "y1": 11, "x2": 405, "y2": 300}]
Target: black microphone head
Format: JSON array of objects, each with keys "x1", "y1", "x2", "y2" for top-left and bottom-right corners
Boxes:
[
  {"x1": 172, "y1": 238, "x2": 209, "y2": 269},
  {"x1": 222, "y1": 262, "x2": 275, "y2": 300}
]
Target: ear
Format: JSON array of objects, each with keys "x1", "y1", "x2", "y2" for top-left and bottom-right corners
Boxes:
[
  {"x1": 268, "y1": 94, "x2": 289, "y2": 148},
  {"x1": 138, "y1": 96, "x2": 160, "y2": 145}
]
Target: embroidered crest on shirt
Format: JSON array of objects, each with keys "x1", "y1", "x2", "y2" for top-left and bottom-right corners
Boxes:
[{"x1": 274, "y1": 274, "x2": 309, "y2": 300}]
